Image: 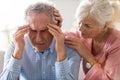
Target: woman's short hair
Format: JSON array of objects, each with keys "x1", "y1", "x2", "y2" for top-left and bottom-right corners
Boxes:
[{"x1": 75, "y1": 0, "x2": 120, "y2": 27}]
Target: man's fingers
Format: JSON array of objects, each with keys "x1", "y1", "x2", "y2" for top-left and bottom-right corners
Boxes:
[
  {"x1": 17, "y1": 25, "x2": 29, "y2": 31},
  {"x1": 47, "y1": 24, "x2": 62, "y2": 33},
  {"x1": 15, "y1": 25, "x2": 29, "y2": 35}
]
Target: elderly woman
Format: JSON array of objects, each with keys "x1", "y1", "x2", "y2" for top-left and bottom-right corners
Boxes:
[
  {"x1": 55, "y1": 0, "x2": 120, "y2": 80},
  {"x1": 63, "y1": 0, "x2": 120, "y2": 80}
]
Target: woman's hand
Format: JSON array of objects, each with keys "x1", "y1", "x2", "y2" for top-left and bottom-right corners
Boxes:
[
  {"x1": 53, "y1": 8, "x2": 63, "y2": 27},
  {"x1": 65, "y1": 36, "x2": 96, "y2": 65},
  {"x1": 65, "y1": 36, "x2": 85, "y2": 54}
]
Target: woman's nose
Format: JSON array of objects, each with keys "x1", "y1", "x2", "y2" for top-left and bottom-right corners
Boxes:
[{"x1": 79, "y1": 24, "x2": 84, "y2": 31}]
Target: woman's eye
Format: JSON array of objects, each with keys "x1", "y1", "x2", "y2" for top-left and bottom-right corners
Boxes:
[{"x1": 84, "y1": 24, "x2": 91, "y2": 28}]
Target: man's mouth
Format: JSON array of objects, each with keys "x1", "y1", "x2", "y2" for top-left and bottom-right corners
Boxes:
[{"x1": 36, "y1": 42, "x2": 45, "y2": 45}]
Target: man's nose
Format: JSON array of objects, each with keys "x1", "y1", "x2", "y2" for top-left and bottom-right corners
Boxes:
[{"x1": 36, "y1": 32, "x2": 42, "y2": 42}]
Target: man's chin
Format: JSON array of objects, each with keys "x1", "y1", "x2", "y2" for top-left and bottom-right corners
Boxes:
[{"x1": 33, "y1": 47, "x2": 46, "y2": 52}]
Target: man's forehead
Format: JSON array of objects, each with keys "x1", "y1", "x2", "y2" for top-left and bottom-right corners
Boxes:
[
  {"x1": 28, "y1": 18, "x2": 49, "y2": 29},
  {"x1": 27, "y1": 12, "x2": 51, "y2": 20}
]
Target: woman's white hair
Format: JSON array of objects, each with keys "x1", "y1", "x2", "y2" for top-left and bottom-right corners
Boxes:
[{"x1": 75, "y1": 0, "x2": 120, "y2": 28}]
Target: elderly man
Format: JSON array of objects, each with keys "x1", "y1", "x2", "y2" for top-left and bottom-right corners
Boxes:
[{"x1": 0, "y1": 1, "x2": 80, "y2": 80}]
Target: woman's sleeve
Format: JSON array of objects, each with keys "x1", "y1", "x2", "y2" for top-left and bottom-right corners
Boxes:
[{"x1": 85, "y1": 41, "x2": 120, "y2": 80}]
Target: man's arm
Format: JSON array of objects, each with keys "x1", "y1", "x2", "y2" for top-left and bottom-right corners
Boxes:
[
  {"x1": 55, "y1": 48, "x2": 81, "y2": 80},
  {"x1": 0, "y1": 42, "x2": 21, "y2": 80},
  {"x1": 0, "y1": 25, "x2": 29, "y2": 80},
  {"x1": 48, "y1": 24, "x2": 81, "y2": 80}
]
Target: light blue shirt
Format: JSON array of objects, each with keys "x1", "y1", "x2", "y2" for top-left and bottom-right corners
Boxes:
[{"x1": 0, "y1": 36, "x2": 81, "y2": 80}]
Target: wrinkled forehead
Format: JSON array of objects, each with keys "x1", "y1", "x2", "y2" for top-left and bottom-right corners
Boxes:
[
  {"x1": 26, "y1": 12, "x2": 51, "y2": 30},
  {"x1": 80, "y1": 16, "x2": 105, "y2": 28},
  {"x1": 81, "y1": 16, "x2": 98, "y2": 25}
]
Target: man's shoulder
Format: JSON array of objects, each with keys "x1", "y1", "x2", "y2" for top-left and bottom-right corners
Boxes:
[{"x1": 64, "y1": 44, "x2": 79, "y2": 55}]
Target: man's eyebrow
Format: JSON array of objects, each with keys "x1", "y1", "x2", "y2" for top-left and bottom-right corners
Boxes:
[
  {"x1": 40, "y1": 28, "x2": 48, "y2": 31},
  {"x1": 29, "y1": 28, "x2": 37, "y2": 32},
  {"x1": 29, "y1": 28, "x2": 35, "y2": 30}
]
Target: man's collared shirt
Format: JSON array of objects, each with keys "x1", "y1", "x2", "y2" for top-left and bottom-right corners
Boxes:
[{"x1": 0, "y1": 36, "x2": 81, "y2": 80}]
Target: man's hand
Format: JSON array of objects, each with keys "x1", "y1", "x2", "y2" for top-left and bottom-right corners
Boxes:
[
  {"x1": 13, "y1": 25, "x2": 29, "y2": 59},
  {"x1": 47, "y1": 24, "x2": 66, "y2": 62}
]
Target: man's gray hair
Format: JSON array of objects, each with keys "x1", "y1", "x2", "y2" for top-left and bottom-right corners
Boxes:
[{"x1": 25, "y1": 1, "x2": 57, "y2": 24}]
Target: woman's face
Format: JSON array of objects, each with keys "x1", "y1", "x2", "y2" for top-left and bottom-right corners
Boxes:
[{"x1": 79, "y1": 17, "x2": 104, "y2": 39}]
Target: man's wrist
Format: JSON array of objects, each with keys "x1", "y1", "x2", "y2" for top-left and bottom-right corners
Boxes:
[
  {"x1": 57, "y1": 52, "x2": 66, "y2": 62},
  {"x1": 13, "y1": 49, "x2": 23, "y2": 59}
]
